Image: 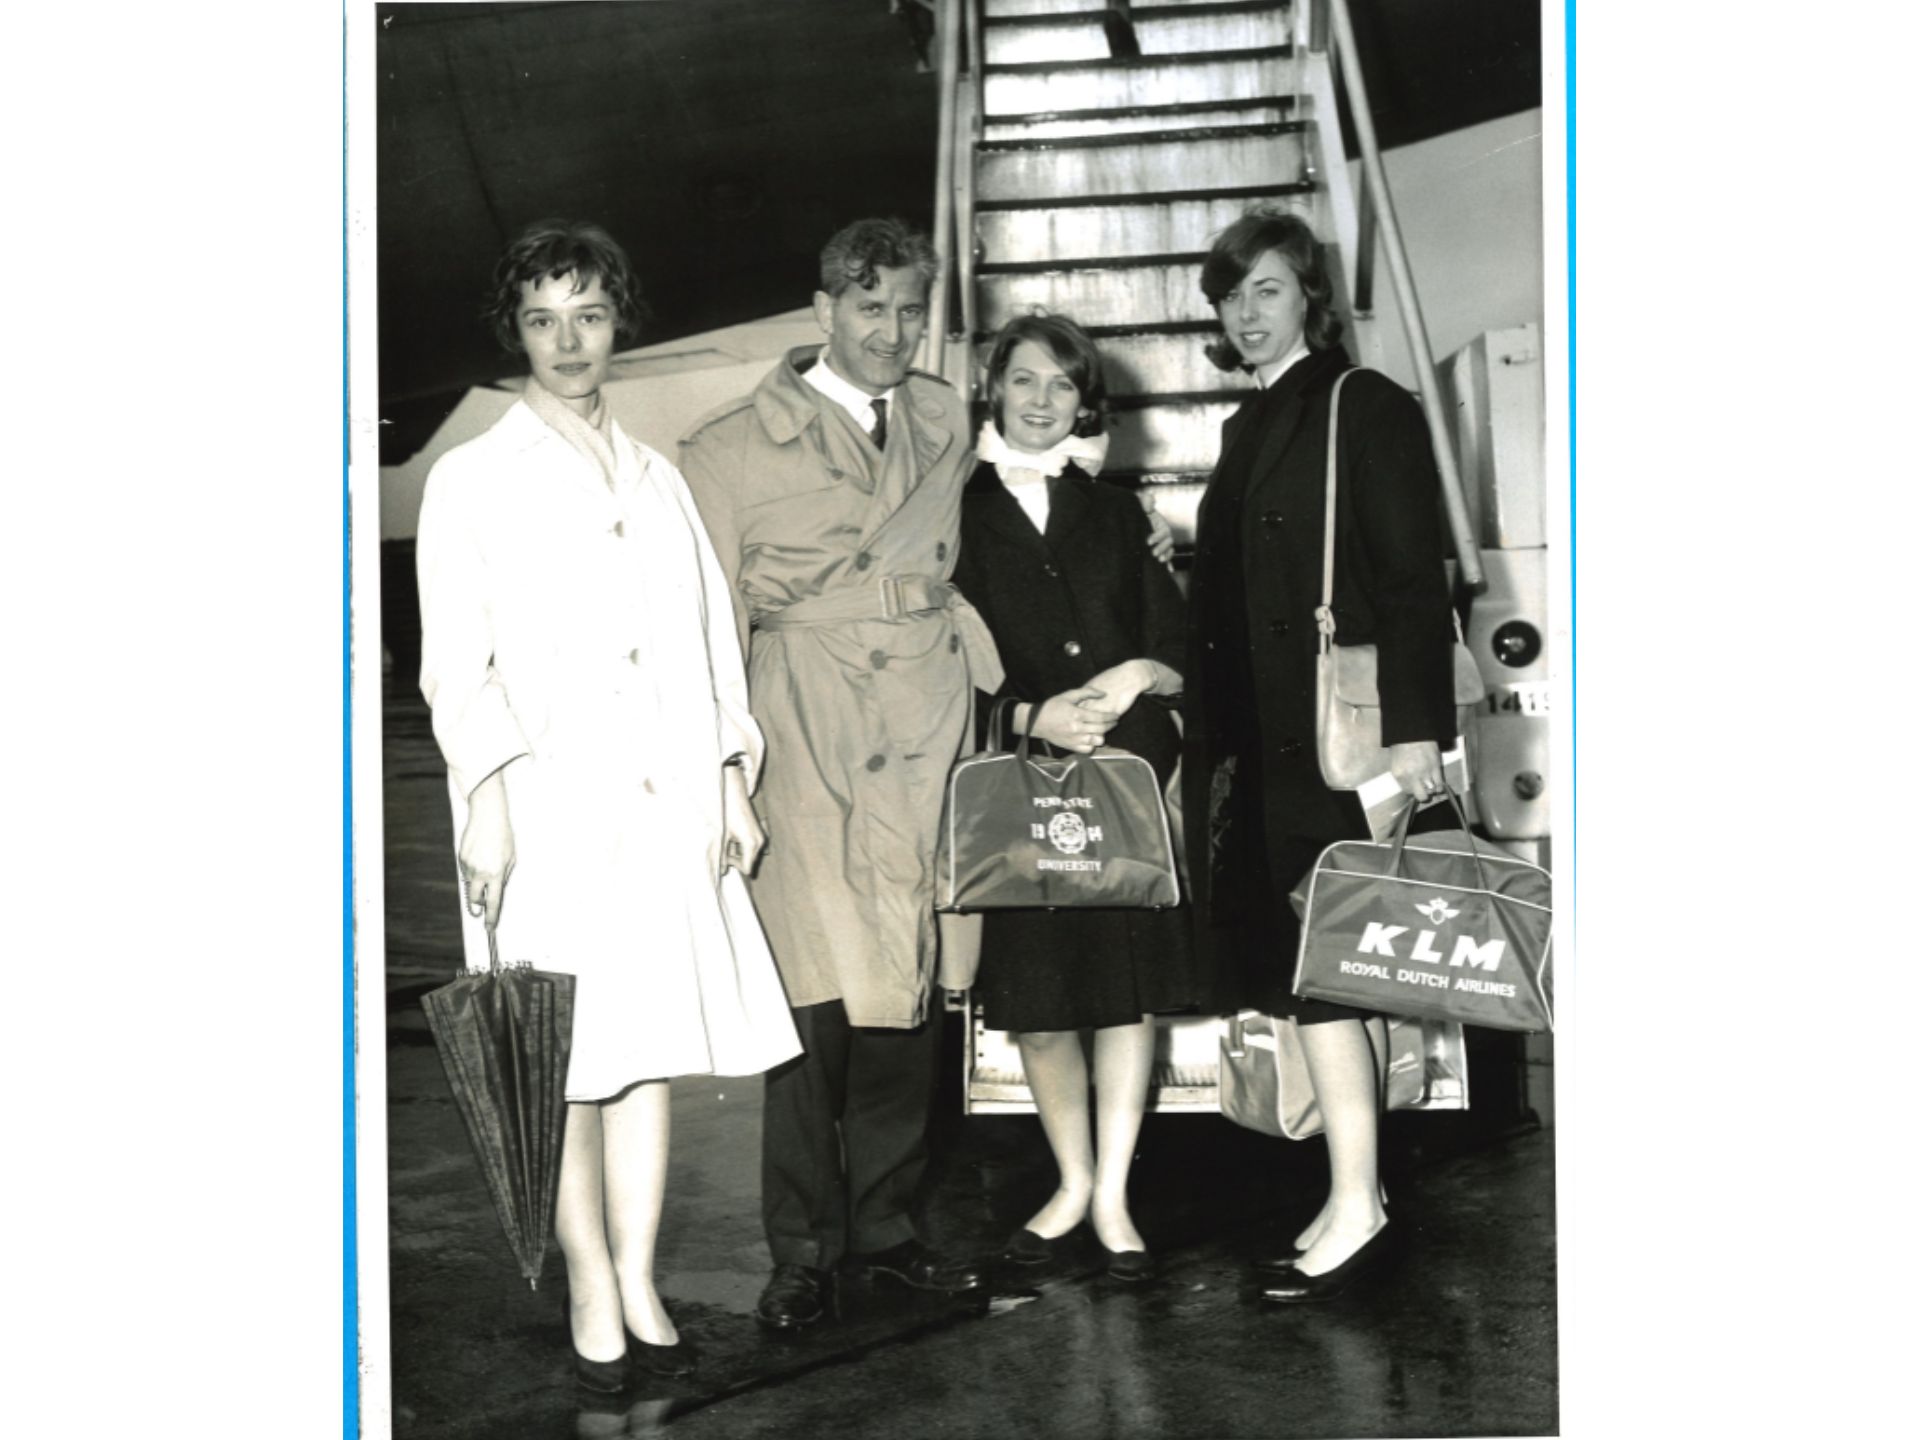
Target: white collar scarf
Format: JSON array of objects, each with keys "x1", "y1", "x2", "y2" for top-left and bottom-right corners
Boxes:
[{"x1": 975, "y1": 420, "x2": 1109, "y2": 489}]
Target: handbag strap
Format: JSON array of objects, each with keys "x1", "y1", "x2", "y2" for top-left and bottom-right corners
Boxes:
[
  {"x1": 1316, "y1": 369, "x2": 1362, "y2": 655},
  {"x1": 986, "y1": 695, "x2": 1022, "y2": 754}
]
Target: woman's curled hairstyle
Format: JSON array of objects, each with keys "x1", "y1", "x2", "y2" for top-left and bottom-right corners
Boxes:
[
  {"x1": 1198, "y1": 209, "x2": 1342, "y2": 373},
  {"x1": 984, "y1": 313, "x2": 1110, "y2": 439},
  {"x1": 485, "y1": 219, "x2": 649, "y2": 351}
]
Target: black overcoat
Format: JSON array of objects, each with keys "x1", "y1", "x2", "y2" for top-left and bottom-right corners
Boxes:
[
  {"x1": 951, "y1": 459, "x2": 1197, "y2": 1032},
  {"x1": 1181, "y1": 348, "x2": 1459, "y2": 956}
]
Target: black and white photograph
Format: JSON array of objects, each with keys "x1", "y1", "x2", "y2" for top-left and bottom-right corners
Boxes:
[{"x1": 350, "y1": 2, "x2": 1564, "y2": 1435}]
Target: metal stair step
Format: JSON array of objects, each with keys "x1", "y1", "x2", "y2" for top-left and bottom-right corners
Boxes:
[
  {"x1": 1105, "y1": 395, "x2": 1246, "y2": 473},
  {"x1": 975, "y1": 122, "x2": 1306, "y2": 204},
  {"x1": 984, "y1": 3, "x2": 1292, "y2": 66},
  {"x1": 986, "y1": 0, "x2": 1277, "y2": 15},
  {"x1": 983, "y1": 45, "x2": 1293, "y2": 114},
  {"x1": 983, "y1": 95, "x2": 1295, "y2": 142},
  {"x1": 978, "y1": 253, "x2": 1214, "y2": 331},
  {"x1": 976, "y1": 182, "x2": 1311, "y2": 265},
  {"x1": 1089, "y1": 326, "x2": 1255, "y2": 397}
]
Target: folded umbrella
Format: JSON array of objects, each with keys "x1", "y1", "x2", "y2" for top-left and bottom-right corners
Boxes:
[{"x1": 421, "y1": 926, "x2": 576, "y2": 1288}]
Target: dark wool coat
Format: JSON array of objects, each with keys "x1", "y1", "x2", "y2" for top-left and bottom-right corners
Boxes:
[
  {"x1": 1181, "y1": 347, "x2": 1459, "y2": 957},
  {"x1": 951, "y1": 459, "x2": 1197, "y2": 1031}
]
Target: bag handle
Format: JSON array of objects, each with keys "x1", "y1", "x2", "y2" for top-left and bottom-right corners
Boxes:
[
  {"x1": 986, "y1": 695, "x2": 1022, "y2": 754},
  {"x1": 1315, "y1": 370, "x2": 1360, "y2": 654},
  {"x1": 1315, "y1": 369, "x2": 1467, "y2": 655},
  {"x1": 1385, "y1": 787, "x2": 1492, "y2": 891}
]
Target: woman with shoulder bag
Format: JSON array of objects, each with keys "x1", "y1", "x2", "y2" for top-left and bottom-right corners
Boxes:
[
  {"x1": 950, "y1": 313, "x2": 1197, "y2": 1281},
  {"x1": 1182, "y1": 210, "x2": 1462, "y2": 1302}
]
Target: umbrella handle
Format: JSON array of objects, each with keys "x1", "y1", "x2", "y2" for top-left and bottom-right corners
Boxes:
[{"x1": 486, "y1": 922, "x2": 502, "y2": 975}]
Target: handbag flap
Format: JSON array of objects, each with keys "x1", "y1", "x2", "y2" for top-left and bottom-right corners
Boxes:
[{"x1": 1329, "y1": 642, "x2": 1487, "y2": 707}]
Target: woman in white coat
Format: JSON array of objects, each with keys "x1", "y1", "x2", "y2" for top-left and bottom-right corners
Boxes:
[{"x1": 416, "y1": 220, "x2": 800, "y2": 1392}]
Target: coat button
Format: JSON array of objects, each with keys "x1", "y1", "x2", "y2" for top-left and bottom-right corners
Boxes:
[
  {"x1": 611, "y1": 520, "x2": 625, "y2": 537},
  {"x1": 1044, "y1": 563, "x2": 1060, "y2": 578},
  {"x1": 628, "y1": 648, "x2": 642, "y2": 664},
  {"x1": 1262, "y1": 511, "x2": 1284, "y2": 527},
  {"x1": 855, "y1": 552, "x2": 873, "y2": 571},
  {"x1": 828, "y1": 468, "x2": 845, "y2": 481},
  {"x1": 936, "y1": 541, "x2": 948, "y2": 561},
  {"x1": 949, "y1": 634, "x2": 961, "y2": 653},
  {"x1": 869, "y1": 649, "x2": 890, "y2": 670},
  {"x1": 866, "y1": 754, "x2": 887, "y2": 772},
  {"x1": 1063, "y1": 640, "x2": 1082, "y2": 657}
]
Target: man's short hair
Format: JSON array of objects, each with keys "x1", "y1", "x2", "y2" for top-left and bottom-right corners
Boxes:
[{"x1": 818, "y1": 218, "x2": 939, "y2": 299}]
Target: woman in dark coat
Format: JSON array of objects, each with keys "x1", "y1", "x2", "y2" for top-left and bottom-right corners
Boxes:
[
  {"x1": 1182, "y1": 211, "x2": 1460, "y2": 1302},
  {"x1": 951, "y1": 314, "x2": 1194, "y2": 1280}
]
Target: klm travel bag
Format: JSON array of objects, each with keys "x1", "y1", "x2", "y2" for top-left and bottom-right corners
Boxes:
[
  {"x1": 1292, "y1": 794, "x2": 1554, "y2": 1031},
  {"x1": 934, "y1": 701, "x2": 1181, "y2": 913},
  {"x1": 1220, "y1": 1011, "x2": 1470, "y2": 1140}
]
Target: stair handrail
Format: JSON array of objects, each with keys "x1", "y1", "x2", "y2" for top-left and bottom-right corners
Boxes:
[
  {"x1": 955, "y1": 0, "x2": 983, "y2": 389},
  {"x1": 1303, "y1": 0, "x2": 1486, "y2": 590},
  {"x1": 928, "y1": 0, "x2": 962, "y2": 385}
]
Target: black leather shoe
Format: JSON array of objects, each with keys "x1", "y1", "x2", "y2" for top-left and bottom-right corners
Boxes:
[
  {"x1": 1260, "y1": 1225, "x2": 1396, "y2": 1304},
  {"x1": 1001, "y1": 1228, "x2": 1056, "y2": 1266},
  {"x1": 851, "y1": 1238, "x2": 984, "y2": 1293},
  {"x1": 574, "y1": 1350, "x2": 629, "y2": 1393},
  {"x1": 627, "y1": 1331, "x2": 697, "y2": 1378},
  {"x1": 756, "y1": 1264, "x2": 833, "y2": 1330},
  {"x1": 1105, "y1": 1248, "x2": 1154, "y2": 1283},
  {"x1": 1253, "y1": 1246, "x2": 1304, "y2": 1275}
]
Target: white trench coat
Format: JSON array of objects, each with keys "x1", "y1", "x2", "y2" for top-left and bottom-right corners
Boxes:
[{"x1": 416, "y1": 399, "x2": 801, "y2": 1100}]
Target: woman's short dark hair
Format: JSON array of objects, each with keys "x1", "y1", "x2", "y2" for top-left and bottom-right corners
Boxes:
[
  {"x1": 484, "y1": 219, "x2": 648, "y2": 352},
  {"x1": 1198, "y1": 209, "x2": 1343, "y2": 372},
  {"x1": 818, "y1": 217, "x2": 940, "y2": 299},
  {"x1": 983, "y1": 313, "x2": 1109, "y2": 439}
]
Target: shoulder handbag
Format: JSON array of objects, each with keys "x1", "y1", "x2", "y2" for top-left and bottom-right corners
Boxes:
[
  {"x1": 1219, "y1": 1011, "x2": 1470, "y2": 1140},
  {"x1": 1315, "y1": 369, "x2": 1487, "y2": 790},
  {"x1": 934, "y1": 699, "x2": 1181, "y2": 912},
  {"x1": 1291, "y1": 793, "x2": 1554, "y2": 1032}
]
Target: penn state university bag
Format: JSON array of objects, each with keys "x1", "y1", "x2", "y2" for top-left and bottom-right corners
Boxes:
[
  {"x1": 1292, "y1": 794, "x2": 1553, "y2": 1031},
  {"x1": 935, "y1": 701, "x2": 1181, "y2": 912},
  {"x1": 1220, "y1": 1011, "x2": 1469, "y2": 1140},
  {"x1": 1314, "y1": 369, "x2": 1486, "y2": 790}
]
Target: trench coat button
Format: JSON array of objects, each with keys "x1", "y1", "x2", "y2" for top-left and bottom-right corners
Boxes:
[
  {"x1": 1262, "y1": 511, "x2": 1284, "y2": 528},
  {"x1": 855, "y1": 552, "x2": 874, "y2": 571},
  {"x1": 828, "y1": 467, "x2": 845, "y2": 481},
  {"x1": 1063, "y1": 640, "x2": 1082, "y2": 657},
  {"x1": 866, "y1": 754, "x2": 887, "y2": 772},
  {"x1": 949, "y1": 634, "x2": 961, "y2": 653},
  {"x1": 1044, "y1": 563, "x2": 1060, "y2": 578},
  {"x1": 869, "y1": 649, "x2": 890, "y2": 670},
  {"x1": 936, "y1": 541, "x2": 948, "y2": 561}
]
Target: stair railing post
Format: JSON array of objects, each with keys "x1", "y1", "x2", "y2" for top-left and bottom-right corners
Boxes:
[
  {"x1": 1325, "y1": 0, "x2": 1485, "y2": 589},
  {"x1": 929, "y1": 0, "x2": 961, "y2": 384},
  {"x1": 955, "y1": 0, "x2": 982, "y2": 402}
]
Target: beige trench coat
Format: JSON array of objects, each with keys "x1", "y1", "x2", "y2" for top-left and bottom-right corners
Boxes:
[
  {"x1": 417, "y1": 400, "x2": 802, "y2": 1097},
  {"x1": 679, "y1": 348, "x2": 996, "y2": 1027}
]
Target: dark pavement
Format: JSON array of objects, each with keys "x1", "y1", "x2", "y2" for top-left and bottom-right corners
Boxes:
[{"x1": 381, "y1": 678, "x2": 1557, "y2": 1439}]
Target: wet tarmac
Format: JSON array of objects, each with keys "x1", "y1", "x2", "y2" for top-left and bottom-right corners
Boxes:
[{"x1": 380, "y1": 679, "x2": 1558, "y2": 1439}]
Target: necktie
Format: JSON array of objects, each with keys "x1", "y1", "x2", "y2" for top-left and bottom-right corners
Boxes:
[{"x1": 869, "y1": 397, "x2": 888, "y2": 452}]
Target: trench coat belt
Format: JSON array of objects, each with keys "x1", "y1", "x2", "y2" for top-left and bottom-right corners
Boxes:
[{"x1": 754, "y1": 574, "x2": 1005, "y2": 691}]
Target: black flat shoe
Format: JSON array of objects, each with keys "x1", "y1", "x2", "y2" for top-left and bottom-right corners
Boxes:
[
  {"x1": 1260, "y1": 1225, "x2": 1397, "y2": 1304},
  {"x1": 1254, "y1": 1246, "x2": 1304, "y2": 1275},
  {"x1": 850, "y1": 1238, "x2": 984, "y2": 1293},
  {"x1": 756, "y1": 1263, "x2": 833, "y2": 1330},
  {"x1": 627, "y1": 1333, "x2": 697, "y2": 1378},
  {"x1": 573, "y1": 1350, "x2": 629, "y2": 1393},
  {"x1": 1105, "y1": 1249, "x2": 1154, "y2": 1283},
  {"x1": 1001, "y1": 1228, "x2": 1058, "y2": 1265}
]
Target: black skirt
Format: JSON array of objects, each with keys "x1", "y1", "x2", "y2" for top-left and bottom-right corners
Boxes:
[{"x1": 974, "y1": 901, "x2": 1197, "y2": 1033}]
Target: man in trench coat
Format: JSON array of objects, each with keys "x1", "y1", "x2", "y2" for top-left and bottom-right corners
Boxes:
[{"x1": 679, "y1": 218, "x2": 994, "y2": 1328}]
